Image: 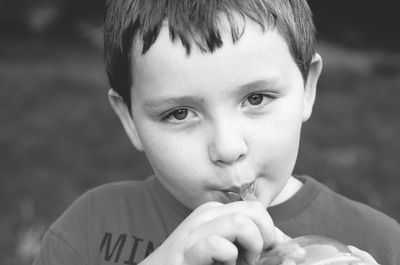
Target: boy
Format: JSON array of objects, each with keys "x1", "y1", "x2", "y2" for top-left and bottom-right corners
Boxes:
[{"x1": 34, "y1": 0, "x2": 400, "y2": 265}]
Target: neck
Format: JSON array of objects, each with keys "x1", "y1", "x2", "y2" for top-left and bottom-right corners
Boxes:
[{"x1": 269, "y1": 176, "x2": 303, "y2": 207}]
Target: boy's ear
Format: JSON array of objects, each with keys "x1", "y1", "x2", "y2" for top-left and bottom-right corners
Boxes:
[
  {"x1": 302, "y1": 53, "x2": 323, "y2": 122},
  {"x1": 108, "y1": 89, "x2": 144, "y2": 151}
]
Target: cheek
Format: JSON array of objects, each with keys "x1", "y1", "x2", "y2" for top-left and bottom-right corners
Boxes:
[
  {"x1": 250, "y1": 108, "x2": 303, "y2": 174},
  {"x1": 140, "y1": 131, "x2": 213, "y2": 209},
  {"x1": 139, "y1": 129, "x2": 206, "y2": 181},
  {"x1": 270, "y1": 116, "x2": 302, "y2": 172}
]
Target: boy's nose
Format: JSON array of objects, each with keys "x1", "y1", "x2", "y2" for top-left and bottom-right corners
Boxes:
[{"x1": 208, "y1": 120, "x2": 248, "y2": 166}]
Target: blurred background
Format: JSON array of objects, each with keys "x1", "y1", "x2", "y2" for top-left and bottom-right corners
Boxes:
[{"x1": 1, "y1": 0, "x2": 399, "y2": 264}]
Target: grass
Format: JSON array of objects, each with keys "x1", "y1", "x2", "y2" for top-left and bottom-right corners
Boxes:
[{"x1": 1, "y1": 37, "x2": 399, "y2": 265}]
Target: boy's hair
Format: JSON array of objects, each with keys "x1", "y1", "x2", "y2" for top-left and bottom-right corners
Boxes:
[{"x1": 104, "y1": 0, "x2": 316, "y2": 111}]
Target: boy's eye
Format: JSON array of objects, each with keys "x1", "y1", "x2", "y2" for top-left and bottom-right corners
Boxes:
[
  {"x1": 248, "y1": 94, "x2": 264, "y2": 105},
  {"x1": 162, "y1": 108, "x2": 198, "y2": 123},
  {"x1": 171, "y1": 109, "x2": 188, "y2": 120},
  {"x1": 242, "y1": 93, "x2": 273, "y2": 107}
]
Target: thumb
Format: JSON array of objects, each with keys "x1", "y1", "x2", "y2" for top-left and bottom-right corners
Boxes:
[
  {"x1": 258, "y1": 239, "x2": 306, "y2": 265},
  {"x1": 348, "y1": 246, "x2": 379, "y2": 264},
  {"x1": 274, "y1": 227, "x2": 292, "y2": 244}
]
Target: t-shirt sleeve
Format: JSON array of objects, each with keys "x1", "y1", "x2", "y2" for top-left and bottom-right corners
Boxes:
[
  {"x1": 33, "y1": 229, "x2": 86, "y2": 265},
  {"x1": 33, "y1": 190, "x2": 93, "y2": 265},
  {"x1": 368, "y1": 216, "x2": 400, "y2": 265}
]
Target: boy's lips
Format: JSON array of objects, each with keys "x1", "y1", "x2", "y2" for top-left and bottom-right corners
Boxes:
[
  {"x1": 223, "y1": 191, "x2": 242, "y2": 202},
  {"x1": 222, "y1": 179, "x2": 258, "y2": 202}
]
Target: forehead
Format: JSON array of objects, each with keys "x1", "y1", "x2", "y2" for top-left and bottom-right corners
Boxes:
[{"x1": 131, "y1": 18, "x2": 299, "y2": 97}]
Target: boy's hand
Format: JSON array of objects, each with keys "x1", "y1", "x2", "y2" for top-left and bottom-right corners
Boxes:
[
  {"x1": 141, "y1": 201, "x2": 293, "y2": 265},
  {"x1": 348, "y1": 246, "x2": 380, "y2": 265},
  {"x1": 254, "y1": 240, "x2": 305, "y2": 265}
]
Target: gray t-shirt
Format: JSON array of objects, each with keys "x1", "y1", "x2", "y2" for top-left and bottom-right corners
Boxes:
[{"x1": 34, "y1": 175, "x2": 400, "y2": 265}]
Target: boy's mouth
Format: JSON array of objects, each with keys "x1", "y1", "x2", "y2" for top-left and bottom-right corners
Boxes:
[{"x1": 224, "y1": 180, "x2": 258, "y2": 202}]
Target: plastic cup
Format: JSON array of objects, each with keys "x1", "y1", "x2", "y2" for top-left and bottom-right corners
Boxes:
[{"x1": 256, "y1": 235, "x2": 363, "y2": 265}]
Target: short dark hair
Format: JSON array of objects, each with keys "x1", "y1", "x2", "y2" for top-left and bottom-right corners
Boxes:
[{"x1": 104, "y1": 0, "x2": 316, "y2": 111}]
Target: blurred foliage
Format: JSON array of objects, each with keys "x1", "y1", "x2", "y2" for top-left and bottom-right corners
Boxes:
[
  {"x1": 0, "y1": 0, "x2": 104, "y2": 36},
  {"x1": 308, "y1": 0, "x2": 400, "y2": 51},
  {"x1": 1, "y1": 0, "x2": 399, "y2": 50}
]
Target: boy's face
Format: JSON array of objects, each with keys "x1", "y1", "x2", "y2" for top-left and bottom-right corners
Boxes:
[{"x1": 110, "y1": 19, "x2": 321, "y2": 210}]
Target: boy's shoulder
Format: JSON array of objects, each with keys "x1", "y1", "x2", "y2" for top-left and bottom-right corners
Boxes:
[
  {"x1": 285, "y1": 175, "x2": 400, "y2": 265},
  {"x1": 37, "y1": 176, "x2": 187, "y2": 265},
  {"x1": 50, "y1": 174, "x2": 189, "y2": 234},
  {"x1": 49, "y1": 176, "x2": 159, "y2": 230},
  {"x1": 85, "y1": 177, "x2": 151, "y2": 202},
  {"x1": 299, "y1": 175, "x2": 399, "y2": 232},
  {"x1": 315, "y1": 176, "x2": 399, "y2": 229},
  {"x1": 54, "y1": 178, "x2": 151, "y2": 218},
  {"x1": 49, "y1": 177, "x2": 152, "y2": 227},
  {"x1": 273, "y1": 175, "x2": 399, "y2": 228},
  {"x1": 316, "y1": 177, "x2": 400, "y2": 265}
]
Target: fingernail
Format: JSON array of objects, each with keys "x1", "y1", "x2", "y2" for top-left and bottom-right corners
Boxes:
[
  {"x1": 251, "y1": 254, "x2": 261, "y2": 265},
  {"x1": 287, "y1": 245, "x2": 306, "y2": 262},
  {"x1": 294, "y1": 246, "x2": 306, "y2": 256}
]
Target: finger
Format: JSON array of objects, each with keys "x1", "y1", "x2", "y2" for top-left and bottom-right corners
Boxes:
[
  {"x1": 204, "y1": 201, "x2": 277, "y2": 249},
  {"x1": 348, "y1": 246, "x2": 379, "y2": 264},
  {"x1": 280, "y1": 259, "x2": 297, "y2": 265},
  {"x1": 175, "y1": 201, "x2": 225, "y2": 239},
  {"x1": 349, "y1": 262, "x2": 377, "y2": 265},
  {"x1": 195, "y1": 212, "x2": 264, "y2": 265},
  {"x1": 259, "y1": 241, "x2": 305, "y2": 265},
  {"x1": 183, "y1": 201, "x2": 224, "y2": 226},
  {"x1": 272, "y1": 241, "x2": 305, "y2": 261},
  {"x1": 185, "y1": 235, "x2": 237, "y2": 265},
  {"x1": 273, "y1": 227, "x2": 292, "y2": 244}
]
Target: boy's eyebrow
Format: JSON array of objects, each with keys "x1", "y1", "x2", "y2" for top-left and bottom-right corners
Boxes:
[
  {"x1": 143, "y1": 95, "x2": 205, "y2": 109},
  {"x1": 143, "y1": 79, "x2": 281, "y2": 109},
  {"x1": 236, "y1": 79, "x2": 281, "y2": 95}
]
